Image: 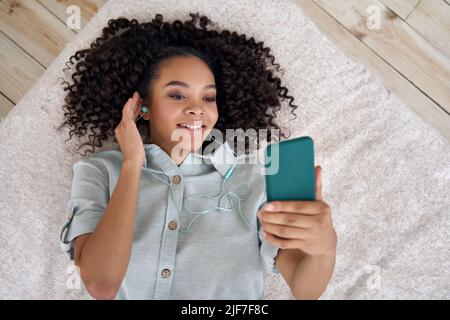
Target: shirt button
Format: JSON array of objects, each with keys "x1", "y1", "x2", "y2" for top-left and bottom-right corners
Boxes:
[
  {"x1": 172, "y1": 175, "x2": 182, "y2": 184},
  {"x1": 168, "y1": 220, "x2": 178, "y2": 230},
  {"x1": 161, "y1": 269, "x2": 171, "y2": 278}
]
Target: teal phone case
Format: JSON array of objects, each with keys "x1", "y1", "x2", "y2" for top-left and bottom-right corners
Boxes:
[{"x1": 264, "y1": 136, "x2": 315, "y2": 201}]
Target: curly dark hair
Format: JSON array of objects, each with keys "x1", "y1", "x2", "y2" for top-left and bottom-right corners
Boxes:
[{"x1": 57, "y1": 12, "x2": 298, "y2": 157}]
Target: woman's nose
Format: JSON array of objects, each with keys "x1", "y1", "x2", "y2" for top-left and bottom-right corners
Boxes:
[{"x1": 185, "y1": 106, "x2": 205, "y2": 115}]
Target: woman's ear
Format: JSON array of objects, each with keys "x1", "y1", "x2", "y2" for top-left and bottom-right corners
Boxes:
[{"x1": 141, "y1": 104, "x2": 151, "y2": 121}]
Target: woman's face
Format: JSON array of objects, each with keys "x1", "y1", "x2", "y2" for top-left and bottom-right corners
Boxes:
[{"x1": 142, "y1": 55, "x2": 219, "y2": 165}]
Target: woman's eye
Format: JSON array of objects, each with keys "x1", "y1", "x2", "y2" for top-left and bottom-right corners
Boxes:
[
  {"x1": 169, "y1": 94, "x2": 184, "y2": 100},
  {"x1": 169, "y1": 95, "x2": 216, "y2": 102}
]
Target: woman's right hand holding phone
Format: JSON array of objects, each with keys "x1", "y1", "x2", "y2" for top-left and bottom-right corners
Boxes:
[{"x1": 114, "y1": 91, "x2": 145, "y2": 166}]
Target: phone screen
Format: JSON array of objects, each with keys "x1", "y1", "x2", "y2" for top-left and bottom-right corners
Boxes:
[{"x1": 264, "y1": 136, "x2": 315, "y2": 201}]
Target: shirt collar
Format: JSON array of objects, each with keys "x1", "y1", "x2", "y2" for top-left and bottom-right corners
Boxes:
[{"x1": 143, "y1": 140, "x2": 237, "y2": 178}]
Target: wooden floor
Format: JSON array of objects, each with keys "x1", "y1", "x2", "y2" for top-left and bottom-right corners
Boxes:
[
  {"x1": 0, "y1": 0, "x2": 106, "y2": 119},
  {"x1": 1, "y1": 0, "x2": 449, "y2": 141}
]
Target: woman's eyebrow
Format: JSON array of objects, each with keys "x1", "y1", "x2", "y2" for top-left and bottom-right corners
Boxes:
[{"x1": 164, "y1": 80, "x2": 216, "y2": 89}]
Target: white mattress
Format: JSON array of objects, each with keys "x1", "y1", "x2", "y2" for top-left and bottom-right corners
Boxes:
[{"x1": 0, "y1": 0, "x2": 448, "y2": 299}]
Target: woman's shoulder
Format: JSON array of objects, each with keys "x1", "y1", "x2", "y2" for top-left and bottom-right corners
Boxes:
[{"x1": 73, "y1": 148, "x2": 124, "y2": 174}]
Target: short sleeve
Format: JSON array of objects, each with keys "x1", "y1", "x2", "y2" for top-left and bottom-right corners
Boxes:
[
  {"x1": 59, "y1": 158, "x2": 110, "y2": 261},
  {"x1": 257, "y1": 200, "x2": 281, "y2": 275}
]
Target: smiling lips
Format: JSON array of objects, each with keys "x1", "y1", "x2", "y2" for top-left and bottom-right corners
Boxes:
[{"x1": 177, "y1": 122, "x2": 206, "y2": 131}]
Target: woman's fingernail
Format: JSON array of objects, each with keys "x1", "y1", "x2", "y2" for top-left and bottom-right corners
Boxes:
[{"x1": 265, "y1": 203, "x2": 276, "y2": 211}]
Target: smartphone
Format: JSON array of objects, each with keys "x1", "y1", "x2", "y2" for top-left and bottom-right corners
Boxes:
[{"x1": 264, "y1": 136, "x2": 315, "y2": 201}]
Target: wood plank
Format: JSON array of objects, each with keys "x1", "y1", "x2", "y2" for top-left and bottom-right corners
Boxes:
[
  {"x1": 0, "y1": 32, "x2": 45, "y2": 104},
  {"x1": 0, "y1": 0, "x2": 76, "y2": 68},
  {"x1": 406, "y1": 0, "x2": 450, "y2": 59},
  {"x1": 293, "y1": 0, "x2": 450, "y2": 142},
  {"x1": 313, "y1": 0, "x2": 450, "y2": 115},
  {"x1": 379, "y1": 0, "x2": 420, "y2": 20},
  {"x1": 0, "y1": 91, "x2": 14, "y2": 121},
  {"x1": 37, "y1": 0, "x2": 106, "y2": 33}
]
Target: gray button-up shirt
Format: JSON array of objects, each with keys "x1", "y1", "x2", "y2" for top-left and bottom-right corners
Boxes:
[{"x1": 59, "y1": 140, "x2": 280, "y2": 299}]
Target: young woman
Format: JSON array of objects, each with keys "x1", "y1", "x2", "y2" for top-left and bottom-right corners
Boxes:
[{"x1": 58, "y1": 13, "x2": 336, "y2": 300}]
